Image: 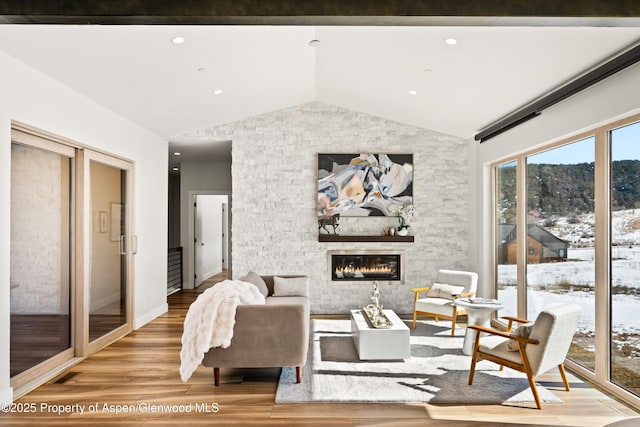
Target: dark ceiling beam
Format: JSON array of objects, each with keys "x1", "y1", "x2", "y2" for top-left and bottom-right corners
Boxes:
[
  {"x1": 475, "y1": 41, "x2": 640, "y2": 143},
  {"x1": 1, "y1": 1, "x2": 640, "y2": 25}
]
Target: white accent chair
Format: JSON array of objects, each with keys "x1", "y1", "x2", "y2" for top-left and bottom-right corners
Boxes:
[
  {"x1": 467, "y1": 303, "x2": 582, "y2": 409},
  {"x1": 411, "y1": 269, "x2": 478, "y2": 336}
]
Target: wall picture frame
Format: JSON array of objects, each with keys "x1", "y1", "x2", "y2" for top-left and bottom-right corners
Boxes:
[{"x1": 317, "y1": 153, "x2": 413, "y2": 217}]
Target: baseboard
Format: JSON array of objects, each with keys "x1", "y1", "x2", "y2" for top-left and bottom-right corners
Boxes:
[
  {"x1": 0, "y1": 386, "x2": 13, "y2": 404},
  {"x1": 134, "y1": 303, "x2": 168, "y2": 330}
]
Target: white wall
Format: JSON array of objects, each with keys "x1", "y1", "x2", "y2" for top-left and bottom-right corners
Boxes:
[
  {"x1": 472, "y1": 61, "x2": 640, "y2": 299},
  {"x1": 0, "y1": 51, "x2": 169, "y2": 403},
  {"x1": 179, "y1": 162, "x2": 232, "y2": 289}
]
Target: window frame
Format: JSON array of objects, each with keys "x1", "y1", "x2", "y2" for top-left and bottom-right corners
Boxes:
[{"x1": 490, "y1": 112, "x2": 640, "y2": 410}]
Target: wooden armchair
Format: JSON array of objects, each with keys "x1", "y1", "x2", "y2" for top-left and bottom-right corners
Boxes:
[
  {"x1": 467, "y1": 303, "x2": 582, "y2": 409},
  {"x1": 411, "y1": 269, "x2": 478, "y2": 336}
]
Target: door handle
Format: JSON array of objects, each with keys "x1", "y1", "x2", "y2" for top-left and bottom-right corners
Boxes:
[{"x1": 119, "y1": 235, "x2": 126, "y2": 255}]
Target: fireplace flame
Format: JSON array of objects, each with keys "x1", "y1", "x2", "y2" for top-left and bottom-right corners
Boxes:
[{"x1": 335, "y1": 265, "x2": 394, "y2": 275}]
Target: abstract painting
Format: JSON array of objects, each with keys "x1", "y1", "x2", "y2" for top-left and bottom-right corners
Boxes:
[{"x1": 317, "y1": 153, "x2": 413, "y2": 217}]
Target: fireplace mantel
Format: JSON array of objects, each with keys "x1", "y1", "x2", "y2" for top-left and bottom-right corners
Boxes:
[{"x1": 318, "y1": 235, "x2": 414, "y2": 243}]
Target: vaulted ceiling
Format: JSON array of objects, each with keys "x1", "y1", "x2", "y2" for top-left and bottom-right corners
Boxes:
[{"x1": 1, "y1": 24, "x2": 640, "y2": 163}]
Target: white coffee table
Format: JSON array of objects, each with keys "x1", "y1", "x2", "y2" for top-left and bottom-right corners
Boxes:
[
  {"x1": 350, "y1": 309, "x2": 411, "y2": 360},
  {"x1": 453, "y1": 298, "x2": 504, "y2": 355}
]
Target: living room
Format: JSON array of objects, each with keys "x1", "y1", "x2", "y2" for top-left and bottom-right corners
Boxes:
[{"x1": 2, "y1": 3, "x2": 640, "y2": 426}]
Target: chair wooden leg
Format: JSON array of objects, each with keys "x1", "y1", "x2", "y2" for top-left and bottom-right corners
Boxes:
[
  {"x1": 296, "y1": 366, "x2": 302, "y2": 383},
  {"x1": 451, "y1": 309, "x2": 457, "y2": 336},
  {"x1": 526, "y1": 373, "x2": 542, "y2": 409},
  {"x1": 214, "y1": 367, "x2": 220, "y2": 386},
  {"x1": 468, "y1": 333, "x2": 482, "y2": 385},
  {"x1": 518, "y1": 342, "x2": 541, "y2": 409},
  {"x1": 468, "y1": 354, "x2": 477, "y2": 385},
  {"x1": 412, "y1": 310, "x2": 417, "y2": 329},
  {"x1": 558, "y1": 364, "x2": 570, "y2": 391}
]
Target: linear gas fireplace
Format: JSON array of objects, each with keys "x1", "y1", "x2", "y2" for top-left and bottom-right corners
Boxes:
[{"x1": 328, "y1": 250, "x2": 405, "y2": 285}]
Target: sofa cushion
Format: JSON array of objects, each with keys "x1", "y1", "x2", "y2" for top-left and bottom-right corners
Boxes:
[
  {"x1": 266, "y1": 296, "x2": 310, "y2": 318},
  {"x1": 273, "y1": 276, "x2": 310, "y2": 297},
  {"x1": 239, "y1": 271, "x2": 269, "y2": 297}
]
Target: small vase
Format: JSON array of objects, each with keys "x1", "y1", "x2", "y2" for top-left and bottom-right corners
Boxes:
[{"x1": 397, "y1": 227, "x2": 409, "y2": 236}]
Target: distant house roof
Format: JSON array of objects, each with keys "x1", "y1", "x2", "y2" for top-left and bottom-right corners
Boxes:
[
  {"x1": 498, "y1": 224, "x2": 516, "y2": 244},
  {"x1": 499, "y1": 224, "x2": 567, "y2": 250}
]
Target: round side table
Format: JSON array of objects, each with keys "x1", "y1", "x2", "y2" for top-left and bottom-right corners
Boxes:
[{"x1": 453, "y1": 299, "x2": 504, "y2": 355}]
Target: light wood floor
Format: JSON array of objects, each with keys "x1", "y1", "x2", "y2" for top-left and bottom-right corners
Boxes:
[{"x1": 2, "y1": 279, "x2": 639, "y2": 426}]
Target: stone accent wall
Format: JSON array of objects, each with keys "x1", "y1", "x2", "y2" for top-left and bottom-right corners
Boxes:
[{"x1": 175, "y1": 102, "x2": 470, "y2": 314}]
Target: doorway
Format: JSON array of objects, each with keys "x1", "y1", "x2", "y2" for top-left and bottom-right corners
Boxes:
[{"x1": 194, "y1": 194, "x2": 229, "y2": 287}]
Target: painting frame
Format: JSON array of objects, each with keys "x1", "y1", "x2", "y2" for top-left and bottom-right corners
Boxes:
[{"x1": 317, "y1": 153, "x2": 413, "y2": 218}]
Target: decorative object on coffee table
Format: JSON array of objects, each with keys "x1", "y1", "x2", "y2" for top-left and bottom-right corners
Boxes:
[{"x1": 361, "y1": 281, "x2": 393, "y2": 328}]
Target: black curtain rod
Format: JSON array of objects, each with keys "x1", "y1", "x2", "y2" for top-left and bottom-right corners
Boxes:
[{"x1": 475, "y1": 42, "x2": 640, "y2": 143}]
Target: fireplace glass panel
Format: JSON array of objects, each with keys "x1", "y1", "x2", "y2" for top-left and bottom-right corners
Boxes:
[{"x1": 331, "y1": 254, "x2": 401, "y2": 281}]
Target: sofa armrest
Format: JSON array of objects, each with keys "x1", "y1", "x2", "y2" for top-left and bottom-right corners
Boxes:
[{"x1": 202, "y1": 303, "x2": 309, "y2": 369}]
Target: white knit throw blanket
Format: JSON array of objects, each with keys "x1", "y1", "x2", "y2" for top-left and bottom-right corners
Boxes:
[{"x1": 179, "y1": 280, "x2": 265, "y2": 382}]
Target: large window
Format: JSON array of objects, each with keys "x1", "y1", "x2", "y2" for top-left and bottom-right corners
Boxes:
[
  {"x1": 526, "y1": 137, "x2": 595, "y2": 371},
  {"x1": 496, "y1": 160, "x2": 518, "y2": 318},
  {"x1": 610, "y1": 121, "x2": 640, "y2": 396},
  {"x1": 493, "y1": 114, "x2": 640, "y2": 406}
]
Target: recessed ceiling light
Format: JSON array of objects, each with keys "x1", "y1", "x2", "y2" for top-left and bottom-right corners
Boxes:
[
  {"x1": 444, "y1": 38, "x2": 458, "y2": 45},
  {"x1": 213, "y1": 89, "x2": 223, "y2": 95},
  {"x1": 408, "y1": 90, "x2": 418, "y2": 95},
  {"x1": 173, "y1": 152, "x2": 181, "y2": 156},
  {"x1": 172, "y1": 167, "x2": 179, "y2": 171},
  {"x1": 309, "y1": 39, "x2": 321, "y2": 47},
  {"x1": 171, "y1": 36, "x2": 185, "y2": 44}
]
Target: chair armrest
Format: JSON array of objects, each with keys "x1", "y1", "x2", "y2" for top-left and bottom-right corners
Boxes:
[
  {"x1": 501, "y1": 315, "x2": 531, "y2": 324},
  {"x1": 500, "y1": 315, "x2": 531, "y2": 332},
  {"x1": 411, "y1": 287, "x2": 431, "y2": 301},
  {"x1": 458, "y1": 291, "x2": 474, "y2": 298},
  {"x1": 469, "y1": 324, "x2": 539, "y2": 345}
]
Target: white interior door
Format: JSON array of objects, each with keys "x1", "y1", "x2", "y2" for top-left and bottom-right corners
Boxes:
[{"x1": 194, "y1": 195, "x2": 225, "y2": 286}]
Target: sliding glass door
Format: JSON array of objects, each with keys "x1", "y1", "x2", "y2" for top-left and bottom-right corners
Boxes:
[
  {"x1": 10, "y1": 134, "x2": 75, "y2": 387},
  {"x1": 78, "y1": 149, "x2": 134, "y2": 356},
  {"x1": 10, "y1": 123, "x2": 135, "y2": 388}
]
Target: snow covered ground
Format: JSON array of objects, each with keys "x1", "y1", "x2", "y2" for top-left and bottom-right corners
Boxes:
[
  {"x1": 498, "y1": 246, "x2": 640, "y2": 290},
  {"x1": 497, "y1": 286, "x2": 640, "y2": 335}
]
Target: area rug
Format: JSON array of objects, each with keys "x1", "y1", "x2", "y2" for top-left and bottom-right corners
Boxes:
[{"x1": 275, "y1": 318, "x2": 564, "y2": 405}]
